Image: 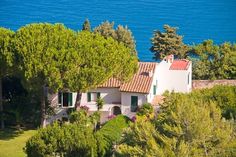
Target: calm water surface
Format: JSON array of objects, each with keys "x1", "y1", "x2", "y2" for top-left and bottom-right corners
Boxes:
[{"x1": 0, "y1": 0, "x2": 235, "y2": 61}]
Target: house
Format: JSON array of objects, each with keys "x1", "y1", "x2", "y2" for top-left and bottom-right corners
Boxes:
[{"x1": 47, "y1": 55, "x2": 192, "y2": 124}]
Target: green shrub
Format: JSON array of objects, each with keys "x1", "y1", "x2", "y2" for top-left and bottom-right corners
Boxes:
[
  {"x1": 137, "y1": 103, "x2": 154, "y2": 116},
  {"x1": 25, "y1": 122, "x2": 97, "y2": 157},
  {"x1": 95, "y1": 115, "x2": 130, "y2": 157}
]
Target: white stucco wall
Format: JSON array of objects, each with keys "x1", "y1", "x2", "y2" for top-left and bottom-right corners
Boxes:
[
  {"x1": 155, "y1": 59, "x2": 192, "y2": 94},
  {"x1": 121, "y1": 92, "x2": 148, "y2": 117},
  {"x1": 147, "y1": 63, "x2": 159, "y2": 102},
  {"x1": 80, "y1": 88, "x2": 121, "y2": 106}
]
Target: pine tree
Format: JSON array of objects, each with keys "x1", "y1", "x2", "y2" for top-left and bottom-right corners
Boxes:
[
  {"x1": 0, "y1": 28, "x2": 15, "y2": 129},
  {"x1": 82, "y1": 18, "x2": 91, "y2": 31},
  {"x1": 94, "y1": 21, "x2": 137, "y2": 54},
  {"x1": 150, "y1": 25, "x2": 189, "y2": 60}
]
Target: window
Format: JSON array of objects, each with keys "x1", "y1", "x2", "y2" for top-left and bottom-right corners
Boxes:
[
  {"x1": 97, "y1": 92, "x2": 101, "y2": 98},
  {"x1": 58, "y1": 92, "x2": 73, "y2": 107},
  {"x1": 87, "y1": 92, "x2": 91, "y2": 102},
  {"x1": 153, "y1": 85, "x2": 156, "y2": 95},
  {"x1": 131, "y1": 96, "x2": 138, "y2": 112},
  {"x1": 87, "y1": 92, "x2": 101, "y2": 102}
]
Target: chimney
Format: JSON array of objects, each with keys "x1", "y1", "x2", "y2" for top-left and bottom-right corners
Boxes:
[
  {"x1": 167, "y1": 54, "x2": 174, "y2": 63},
  {"x1": 148, "y1": 70, "x2": 153, "y2": 77}
]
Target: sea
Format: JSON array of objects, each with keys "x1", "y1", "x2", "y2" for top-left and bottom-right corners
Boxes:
[{"x1": 0, "y1": 0, "x2": 235, "y2": 61}]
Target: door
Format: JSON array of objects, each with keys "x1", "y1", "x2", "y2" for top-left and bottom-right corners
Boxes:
[{"x1": 131, "y1": 96, "x2": 138, "y2": 112}]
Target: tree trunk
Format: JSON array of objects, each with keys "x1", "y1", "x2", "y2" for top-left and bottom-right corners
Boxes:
[
  {"x1": 0, "y1": 78, "x2": 4, "y2": 129},
  {"x1": 40, "y1": 85, "x2": 46, "y2": 128},
  {"x1": 75, "y1": 92, "x2": 82, "y2": 110}
]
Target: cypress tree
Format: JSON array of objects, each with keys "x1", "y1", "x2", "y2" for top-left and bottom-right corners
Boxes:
[{"x1": 82, "y1": 18, "x2": 91, "y2": 31}]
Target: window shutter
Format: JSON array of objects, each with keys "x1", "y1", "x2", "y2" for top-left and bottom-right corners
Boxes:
[
  {"x1": 153, "y1": 85, "x2": 156, "y2": 95},
  {"x1": 131, "y1": 96, "x2": 138, "y2": 112},
  {"x1": 87, "y1": 92, "x2": 91, "y2": 102},
  {"x1": 68, "y1": 93, "x2": 73, "y2": 106},
  {"x1": 58, "y1": 92, "x2": 62, "y2": 104},
  {"x1": 97, "y1": 92, "x2": 101, "y2": 98}
]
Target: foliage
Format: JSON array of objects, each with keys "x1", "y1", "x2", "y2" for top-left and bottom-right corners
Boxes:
[
  {"x1": 14, "y1": 23, "x2": 138, "y2": 127},
  {"x1": 0, "y1": 27, "x2": 15, "y2": 77},
  {"x1": 0, "y1": 27, "x2": 15, "y2": 129},
  {"x1": 73, "y1": 31, "x2": 138, "y2": 92},
  {"x1": 155, "y1": 91, "x2": 236, "y2": 156},
  {"x1": 191, "y1": 40, "x2": 236, "y2": 79},
  {"x1": 25, "y1": 112, "x2": 98, "y2": 157},
  {"x1": 14, "y1": 23, "x2": 78, "y2": 92},
  {"x1": 82, "y1": 18, "x2": 91, "y2": 31},
  {"x1": 96, "y1": 97, "x2": 104, "y2": 111},
  {"x1": 150, "y1": 25, "x2": 189, "y2": 60},
  {"x1": 137, "y1": 103, "x2": 154, "y2": 117},
  {"x1": 25, "y1": 113, "x2": 129, "y2": 157},
  {"x1": 14, "y1": 23, "x2": 79, "y2": 127},
  {"x1": 117, "y1": 87, "x2": 236, "y2": 157},
  {"x1": 191, "y1": 85, "x2": 236, "y2": 120},
  {"x1": 94, "y1": 21, "x2": 116, "y2": 38},
  {"x1": 94, "y1": 21, "x2": 137, "y2": 54},
  {"x1": 3, "y1": 76, "x2": 41, "y2": 128},
  {"x1": 116, "y1": 119, "x2": 165, "y2": 157},
  {"x1": 96, "y1": 115, "x2": 130, "y2": 157}
]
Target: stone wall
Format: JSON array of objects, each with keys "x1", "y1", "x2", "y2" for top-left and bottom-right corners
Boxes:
[{"x1": 192, "y1": 80, "x2": 236, "y2": 90}]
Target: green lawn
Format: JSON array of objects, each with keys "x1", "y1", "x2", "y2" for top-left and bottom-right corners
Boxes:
[{"x1": 0, "y1": 129, "x2": 36, "y2": 157}]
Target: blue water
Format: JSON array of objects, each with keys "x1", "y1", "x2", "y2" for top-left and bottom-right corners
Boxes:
[{"x1": 0, "y1": 0, "x2": 235, "y2": 61}]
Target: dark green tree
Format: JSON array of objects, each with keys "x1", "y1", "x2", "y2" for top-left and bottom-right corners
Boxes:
[
  {"x1": 15, "y1": 23, "x2": 138, "y2": 128},
  {"x1": 94, "y1": 21, "x2": 116, "y2": 38},
  {"x1": 115, "y1": 25, "x2": 137, "y2": 54},
  {"x1": 116, "y1": 89, "x2": 236, "y2": 157},
  {"x1": 116, "y1": 119, "x2": 165, "y2": 157},
  {"x1": 72, "y1": 31, "x2": 138, "y2": 92},
  {"x1": 150, "y1": 25, "x2": 189, "y2": 60},
  {"x1": 0, "y1": 27, "x2": 15, "y2": 129},
  {"x1": 155, "y1": 92, "x2": 236, "y2": 156},
  {"x1": 191, "y1": 40, "x2": 236, "y2": 79},
  {"x1": 82, "y1": 18, "x2": 91, "y2": 31},
  {"x1": 25, "y1": 116, "x2": 97, "y2": 157},
  {"x1": 14, "y1": 23, "x2": 79, "y2": 127},
  {"x1": 94, "y1": 21, "x2": 137, "y2": 54}
]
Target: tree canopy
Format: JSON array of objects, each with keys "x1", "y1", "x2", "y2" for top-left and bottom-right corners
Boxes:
[
  {"x1": 0, "y1": 27, "x2": 15, "y2": 129},
  {"x1": 14, "y1": 23, "x2": 138, "y2": 127},
  {"x1": 82, "y1": 18, "x2": 91, "y2": 31},
  {"x1": 150, "y1": 25, "x2": 189, "y2": 60},
  {"x1": 94, "y1": 21, "x2": 137, "y2": 54},
  {"x1": 191, "y1": 40, "x2": 236, "y2": 79},
  {"x1": 116, "y1": 89, "x2": 236, "y2": 157}
]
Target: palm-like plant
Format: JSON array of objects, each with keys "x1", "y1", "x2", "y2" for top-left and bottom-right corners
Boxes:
[{"x1": 96, "y1": 97, "x2": 104, "y2": 111}]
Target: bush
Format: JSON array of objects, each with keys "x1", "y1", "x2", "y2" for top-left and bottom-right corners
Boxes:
[
  {"x1": 137, "y1": 103, "x2": 154, "y2": 116},
  {"x1": 95, "y1": 115, "x2": 130, "y2": 157},
  {"x1": 25, "y1": 122, "x2": 97, "y2": 157},
  {"x1": 192, "y1": 85, "x2": 236, "y2": 119}
]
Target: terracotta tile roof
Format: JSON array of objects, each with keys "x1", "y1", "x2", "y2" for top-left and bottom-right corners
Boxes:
[
  {"x1": 169, "y1": 59, "x2": 190, "y2": 70},
  {"x1": 99, "y1": 77, "x2": 121, "y2": 88},
  {"x1": 98, "y1": 62, "x2": 157, "y2": 93},
  {"x1": 120, "y1": 62, "x2": 156, "y2": 93}
]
